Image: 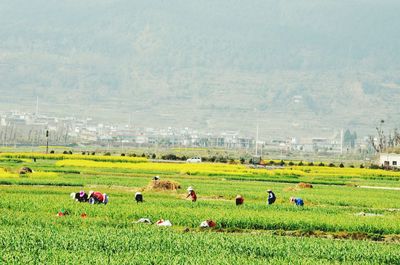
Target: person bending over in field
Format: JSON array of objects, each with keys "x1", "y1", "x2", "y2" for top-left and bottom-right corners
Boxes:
[
  {"x1": 88, "y1": 191, "x2": 109, "y2": 205},
  {"x1": 290, "y1": 197, "x2": 304, "y2": 206},
  {"x1": 70, "y1": 191, "x2": 89, "y2": 202},
  {"x1": 135, "y1": 192, "x2": 143, "y2": 203},
  {"x1": 267, "y1": 190, "x2": 276, "y2": 205},
  {"x1": 235, "y1": 195, "x2": 244, "y2": 206},
  {"x1": 186, "y1": 186, "x2": 197, "y2": 202}
]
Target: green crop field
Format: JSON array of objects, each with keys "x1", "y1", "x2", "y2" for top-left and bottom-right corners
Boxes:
[{"x1": 0, "y1": 153, "x2": 400, "y2": 264}]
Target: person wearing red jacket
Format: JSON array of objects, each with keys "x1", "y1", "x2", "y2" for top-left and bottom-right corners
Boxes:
[
  {"x1": 88, "y1": 191, "x2": 108, "y2": 204},
  {"x1": 235, "y1": 195, "x2": 244, "y2": 206},
  {"x1": 186, "y1": 186, "x2": 197, "y2": 202}
]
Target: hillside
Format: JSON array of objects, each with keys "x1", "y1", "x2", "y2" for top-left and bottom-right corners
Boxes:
[{"x1": 1, "y1": 0, "x2": 400, "y2": 136}]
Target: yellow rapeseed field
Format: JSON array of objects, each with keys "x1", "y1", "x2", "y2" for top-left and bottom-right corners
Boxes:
[
  {"x1": 55, "y1": 160, "x2": 400, "y2": 178},
  {"x1": 0, "y1": 168, "x2": 17, "y2": 178}
]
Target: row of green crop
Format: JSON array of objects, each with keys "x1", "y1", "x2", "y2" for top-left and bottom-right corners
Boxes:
[
  {"x1": 1, "y1": 222, "x2": 399, "y2": 264},
  {"x1": 1, "y1": 163, "x2": 399, "y2": 210},
  {"x1": 1, "y1": 185, "x2": 399, "y2": 235}
]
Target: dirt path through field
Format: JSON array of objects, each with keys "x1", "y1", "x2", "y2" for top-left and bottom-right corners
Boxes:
[{"x1": 358, "y1": 186, "x2": 400, "y2": 191}]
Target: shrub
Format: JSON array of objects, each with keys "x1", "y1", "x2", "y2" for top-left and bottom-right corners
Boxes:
[
  {"x1": 369, "y1": 164, "x2": 380, "y2": 169},
  {"x1": 151, "y1": 153, "x2": 156, "y2": 159},
  {"x1": 240, "y1": 158, "x2": 245, "y2": 164},
  {"x1": 318, "y1": 162, "x2": 325, "y2": 167},
  {"x1": 288, "y1": 161, "x2": 294, "y2": 166},
  {"x1": 339, "y1": 163, "x2": 344, "y2": 168},
  {"x1": 104, "y1": 152, "x2": 111, "y2": 156},
  {"x1": 216, "y1": 156, "x2": 228, "y2": 163},
  {"x1": 328, "y1": 163, "x2": 335, "y2": 167},
  {"x1": 308, "y1": 162, "x2": 314, "y2": 166},
  {"x1": 50, "y1": 150, "x2": 55, "y2": 154},
  {"x1": 298, "y1": 161, "x2": 304, "y2": 166},
  {"x1": 121, "y1": 153, "x2": 125, "y2": 156},
  {"x1": 360, "y1": 164, "x2": 364, "y2": 168},
  {"x1": 162, "y1": 154, "x2": 178, "y2": 160}
]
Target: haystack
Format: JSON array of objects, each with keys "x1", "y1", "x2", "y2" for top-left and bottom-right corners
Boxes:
[
  {"x1": 147, "y1": 179, "x2": 181, "y2": 191},
  {"x1": 19, "y1": 167, "x2": 33, "y2": 174},
  {"x1": 297, "y1": 182, "x2": 313, "y2": 189}
]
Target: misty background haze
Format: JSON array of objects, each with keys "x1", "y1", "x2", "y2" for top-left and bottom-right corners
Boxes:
[{"x1": 1, "y1": 0, "x2": 400, "y2": 137}]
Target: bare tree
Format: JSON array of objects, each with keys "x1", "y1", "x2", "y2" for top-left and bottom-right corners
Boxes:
[
  {"x1": 369, "y1": 120, "x2": 386, "y2": 153},
  {"x1": 369, "y1": 120, "x2": 400, "y2": 153}
]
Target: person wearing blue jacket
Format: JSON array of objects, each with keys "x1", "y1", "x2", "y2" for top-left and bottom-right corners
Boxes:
[{"x1": 290, "y1": 197, "x2": 304, "y2": 206}]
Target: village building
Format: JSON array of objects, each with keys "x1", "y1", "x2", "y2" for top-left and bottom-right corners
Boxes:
[{"x1": 379, "y1": 153, "x2": 400, "y2": 168}]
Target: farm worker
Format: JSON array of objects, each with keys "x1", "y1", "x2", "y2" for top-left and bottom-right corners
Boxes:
[
  {"x1": 200, "y1": 220, "x2": 217, "y2": 228},
  {"x1": 136, "y1": 218, "x2": 152, "y2": 224},
  {"x1": 89, "y1": 191, "x2": 108, "y2": 204},
  {"x1": 267, "y1": 190, "x2": 276, "y2": 205},
  {"x1": 186, "y1": 186, "x2": 197, "y2": 202},
  {"x1": 135, "y1": 192, "x2": 143, "y2": 203},
  {"x1": 103, "y1": 193, "x2": 109, "y2": 204},
  {"x1": 290, "y1": 197, "x2": 304, "y2": 206},
  {"x1": 156, "y1": 219, "x2": 172, "y2": 227},
  {"x1": 70, "y1": 191, "x2": 89, "y2": 202},
  {"x1": 235, "y1": 195, "x2": 244, "y2": 206}
]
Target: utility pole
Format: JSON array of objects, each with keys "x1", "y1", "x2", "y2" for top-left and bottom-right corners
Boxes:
[{"x1": 46, "y1": 130, "x2": 49, "y2": 154}]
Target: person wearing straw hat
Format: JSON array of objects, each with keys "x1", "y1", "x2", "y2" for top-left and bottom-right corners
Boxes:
[
  {"x1": 267, "y1": 189, "x2": 276, "y2": 205},
  {"x1": 70, "y1": 191, "x2": 88, "y2": 202},
  {"x1": 235, "y1": 195, "x2": 244, "y2": 206},
  {"x1": 186, "y1": 186, "x2": 197, "y2": 202}
]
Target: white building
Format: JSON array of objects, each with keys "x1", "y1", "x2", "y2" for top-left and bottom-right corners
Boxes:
[{"x1": 379, "y1": 153, "x2": 400, "y2": 168}]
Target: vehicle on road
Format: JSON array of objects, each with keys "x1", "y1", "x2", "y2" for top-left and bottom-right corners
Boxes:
[{"x1": 186, "y1": 157, "x2": 202, "y2": 163}]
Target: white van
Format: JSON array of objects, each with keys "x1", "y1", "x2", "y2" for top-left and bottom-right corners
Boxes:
[{"x1": 187, "y1": 157, "x2": 202, "y2": 163}]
